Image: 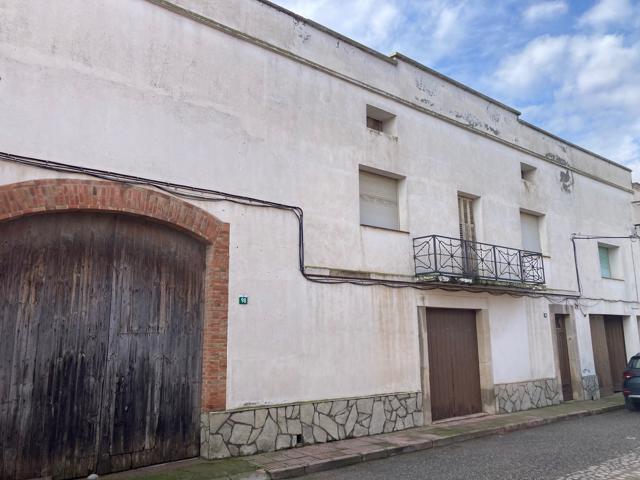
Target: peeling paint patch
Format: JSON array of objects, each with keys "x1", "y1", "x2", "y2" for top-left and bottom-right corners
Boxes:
[
  {"x1": 545, "y1": 152, "x2": 568, "y2": 166},
  {"x1": 560, "y1": 169, "x2": 574, "y2": 193},
  {"x1": 415, "y1": 79, "x2": 435, "y2": 97},
  {"x1": 451, "y1": 111, "x2": 499, "y2": 136},
  {"x1": 414, "y1": 96, "x2": 434, "y2": 107},
  {"x1": 292, "y1": 18, "x2": 311, "y2": 43}
]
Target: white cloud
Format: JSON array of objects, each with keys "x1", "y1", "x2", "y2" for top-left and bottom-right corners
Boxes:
[
  {"x1": 578, "y1": 0, "x2": 635, "y2": 28},
  {"x1": 275, "y1": 0, "x2": 402, "y2": 47},
  {"x1": 523, "y1": 1, "x2": 568, "y2": 23},
  {"x1": 495, "y1": 35, "x2": 569, "y2": 91},
  {"x1": 494, "y1": 29, "x2": 640, "y2": 176}
]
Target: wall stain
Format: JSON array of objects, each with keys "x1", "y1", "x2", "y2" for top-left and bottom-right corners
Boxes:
[
  {"x1": 545, "y1": 152, "x2": 568, "y2": 166},
  {"x1": 560, "y1": 169, "x2": 574, "y2": 193},
  {"x1": 415, "y1": 79, "x2": 435, "y2": 97},
  {"x1": 415, "y1": 96, "x2": 434, "y2": 107},
  {"x1": 451, "y1": 111, "x2": 499, "y2": 136}
]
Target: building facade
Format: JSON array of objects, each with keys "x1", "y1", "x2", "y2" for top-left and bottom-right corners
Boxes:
[{"x1": 1, "y1": 0, "x2": 639, "y2": 478}]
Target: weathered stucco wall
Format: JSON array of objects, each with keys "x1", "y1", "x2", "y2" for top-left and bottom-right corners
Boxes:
[{"x1": 0, "y1": 0, "x2": 638, "y2": 412}]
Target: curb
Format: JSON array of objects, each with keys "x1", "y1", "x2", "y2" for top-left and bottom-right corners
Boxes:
[{"x1": 264, "y1": 402, "x2": 624, "y2": 479}]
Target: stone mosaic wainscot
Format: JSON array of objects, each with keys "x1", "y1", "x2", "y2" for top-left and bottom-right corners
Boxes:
[
  {"x1": 495, "y1": 378, "x2": 561, "y2": 413},
  {"x1": 201, "y1": 392, "x2": 423, "y2": 459},
  {"x1": 582, "y1": 374, "x2": 600, "y2": 400}
]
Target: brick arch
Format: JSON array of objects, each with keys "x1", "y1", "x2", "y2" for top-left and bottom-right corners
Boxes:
[{"x1": 0, "y1": 178, "x2": 228, "y2": 411}]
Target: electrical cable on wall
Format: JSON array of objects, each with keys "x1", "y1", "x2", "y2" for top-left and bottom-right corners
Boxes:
[{"x1": 0, "y1": 151, "x2": 602, "y2": 302}]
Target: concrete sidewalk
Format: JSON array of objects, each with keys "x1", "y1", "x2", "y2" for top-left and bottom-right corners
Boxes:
[{"x1": 103, "y1": 394, "x2": 623, "y2": 480}]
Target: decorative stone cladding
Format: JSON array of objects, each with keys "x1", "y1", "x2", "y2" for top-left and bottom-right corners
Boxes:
[
  {"x1": 495, "y1": 378, "x2": 561, "y2": 413},
  {"x1": 582, "y1": 375, "x2": 600, "y2": 400},
  {"x1": 0, "y1": 179, "x2": 230, "y2": 412},
  {"x1": 201, "y1": 392, "x2": 423, "y2": 459}
]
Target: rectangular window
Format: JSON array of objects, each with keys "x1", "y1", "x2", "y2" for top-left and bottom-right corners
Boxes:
[
  {"x1": 359, "y1": 170, "x2": 399, "y2": 230},
  {"x1": 521, "y1": 162, "x2": 536, "y2": 181},
  {"x1": 599, "y1": 245, "x2": 612, "y2": 278},
  {"x1": 520, "y1": 212, "x2": 541, "y2": 252}
]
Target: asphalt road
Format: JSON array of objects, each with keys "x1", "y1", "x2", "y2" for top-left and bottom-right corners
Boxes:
[{"x1": 305, "y1": 409, "x2": 640, "y2": 480}]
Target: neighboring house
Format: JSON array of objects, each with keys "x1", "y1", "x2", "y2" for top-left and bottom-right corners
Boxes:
[{"x1": 0, "y1": 1, "x2": 638, "y2": 478}]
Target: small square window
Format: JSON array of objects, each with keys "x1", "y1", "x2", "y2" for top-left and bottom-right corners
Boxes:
[
  {"x1": 366, "y1": 105, "x2": 396, "y2": 135},
  {"x1": 359, "y1": 169, "x2": 400, "y2": 230},
  {"x1": 521, "y1": 163, "x2": 536, "y2": 181}
]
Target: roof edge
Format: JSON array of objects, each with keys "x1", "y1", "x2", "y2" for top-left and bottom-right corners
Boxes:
[
  {"x1": 518, "y1": 119, "x2": 632, "y2": 173},
  {"x1": 255, "y1": 0, "x2": 397, "y2": 66},
  {"x1": 390, "y1": 53, "x2": 521, "y2": 116}
]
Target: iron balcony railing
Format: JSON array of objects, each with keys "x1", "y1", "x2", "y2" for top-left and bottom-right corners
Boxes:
[{"x1": 413, "y1": 235, "x2": 545, "y2": 285}]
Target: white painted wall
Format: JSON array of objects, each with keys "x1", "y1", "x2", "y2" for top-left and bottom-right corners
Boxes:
[{"x1": 0, "y1": 0, "x2": 637, "y2": 408}]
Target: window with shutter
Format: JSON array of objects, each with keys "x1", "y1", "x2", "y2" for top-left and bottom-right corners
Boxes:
[
  {"x1": 359, "y1": 170, "x2": 400, "y2": 230},
  {"x1": 520, "y1": 212, "x2": 541, "y2": 252},
  {"x1": 458, "y1": 195, "x2": 476, "y2": 242}
]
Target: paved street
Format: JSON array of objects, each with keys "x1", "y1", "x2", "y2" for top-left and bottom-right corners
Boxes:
[{"x1": 305, "y1": 409, "x2": 640, "y2": 480}]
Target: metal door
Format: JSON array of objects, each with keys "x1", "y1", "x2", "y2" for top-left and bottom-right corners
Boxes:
[
  {"x1": 555, "y1": 315, "x2": 573, "y2": 400},
  {"x1": 426, "y1": 308, "x2": 482, "y2": 421},
  {"x1": 0, "y1": 212, "x2": 205, "y2": 480}
]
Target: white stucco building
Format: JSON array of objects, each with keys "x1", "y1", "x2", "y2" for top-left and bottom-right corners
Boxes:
[{"x1": 1, "y1": 0, "x2": 639, "y2": 477}]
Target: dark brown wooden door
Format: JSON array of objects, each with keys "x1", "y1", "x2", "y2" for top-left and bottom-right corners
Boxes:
[
  {"x1": 555, "y1": 315, "x2": 573, "y2": 400},
  {"x1": 427, "y1": 309, "x2": 482, "y2": 421},
  {"x1": 604, "y1": 316, "x2": 627, "y2": 393},
  {"x1": 0, "y1": 212, "x2": 205, "y2": 480},
  {"x1": 590, "y1": 315, "x2": 627, "y2": 396},
  {"x1": 590, "y1": 315, "x2": 613, "y2": 396}
]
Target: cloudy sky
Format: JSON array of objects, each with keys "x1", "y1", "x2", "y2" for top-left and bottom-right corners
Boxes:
[{"x1": 273, "y1": 0, "x2": 640, "y2": 179}]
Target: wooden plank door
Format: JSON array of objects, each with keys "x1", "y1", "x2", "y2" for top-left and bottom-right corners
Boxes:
[
  {"x1": 98, "y1": 216, "x2": 205, "y2": 473},
  {"x1": 0, "y1": 212, "x2": 205, "y2": 480},
  {"x1": 427, "y1": 309, "x2": 482, "y2": 421},
  {"x1": 604, "y1": 316, "x2": 627, "y2": 393},
  {"x1": 555, "y1": 315, "x2": 573, "y2": 401},
  {"x1": 0, "y1": 214, "x2": 116, "y2": 480},
  {"x1": 590, "y1": 315, "x2": 613, "y2": 397}
]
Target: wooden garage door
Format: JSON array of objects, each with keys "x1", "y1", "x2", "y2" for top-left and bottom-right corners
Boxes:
[
  {"x1": 0, "y1": 212, "x2": 205, "y2": 480},
  {"x1": 590, "y1": 315, "x2": 627, "y2": 396},
  {"x1": 427, "y1": 308, "x2": 482, "y2": 421}
]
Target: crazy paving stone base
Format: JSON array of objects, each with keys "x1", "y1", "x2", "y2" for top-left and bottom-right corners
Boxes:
[
  {"x1": 582, "y1": 374, "x2": 600, "y2": 400},
  {"x1": 494, "y1": 378, "x2": 561, "y2": 413},
  {"x1": 201, "y1": 392, "x2": 423, "y2": 459}
]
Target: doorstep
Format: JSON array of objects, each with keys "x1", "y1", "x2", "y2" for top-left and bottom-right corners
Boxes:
[{"x1": 244, "y1": 394, "x2": 624, "y2": 479}]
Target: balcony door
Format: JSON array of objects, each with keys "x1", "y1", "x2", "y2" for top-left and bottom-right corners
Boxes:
[{"x1": 458, "y1": 195, "x2": 477, "y2": 276}]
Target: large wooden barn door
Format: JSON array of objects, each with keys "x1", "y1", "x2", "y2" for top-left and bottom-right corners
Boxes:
[
  {"x1": 0, "y1": 212, "x2": 205, "y2": 480},
  {"x1": 427, "y1": 308, "x2": 482, "y2": 421}
]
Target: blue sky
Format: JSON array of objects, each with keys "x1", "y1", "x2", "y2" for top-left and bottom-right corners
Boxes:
[{"x1": 273, "y1": 0, "x2": 640, "y2": 179}]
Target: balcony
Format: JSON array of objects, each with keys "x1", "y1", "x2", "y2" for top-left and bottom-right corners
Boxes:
[{"x1": 413, "y1": 235, "x2": 545, "y2": 286}]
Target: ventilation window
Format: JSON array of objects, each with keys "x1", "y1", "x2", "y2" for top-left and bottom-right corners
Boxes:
[
  {"x1": 521, "y1": 163, "x2": 536, "y2": 181},
  {"x1": 366, "y1": 105, "x2": 396, "y2": 135}
]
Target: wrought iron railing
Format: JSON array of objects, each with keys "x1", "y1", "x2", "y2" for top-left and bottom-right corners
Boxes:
[{"x1": 413, "y1": 235, "x2": 545, "y2": 285}]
